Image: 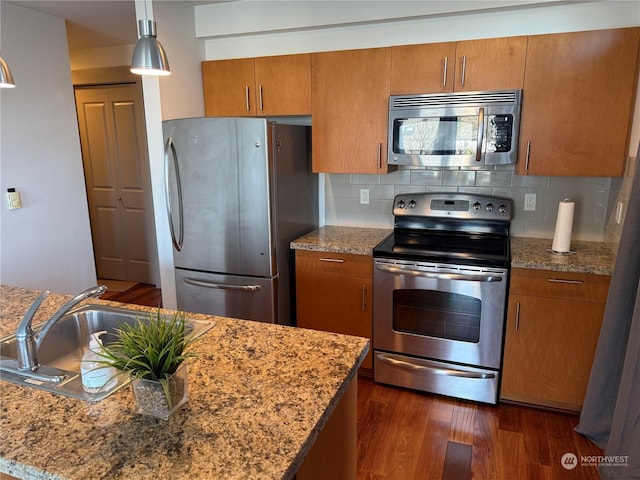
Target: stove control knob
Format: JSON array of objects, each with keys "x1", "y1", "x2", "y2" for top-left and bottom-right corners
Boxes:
[
  {"x1": 397, "y1": 200, "x2": 406, "y2": 209},
  {"x1": 498, "y1": 204, "x2": 507, "y2": 213},
  {"x1": 408, "y1": 199, "x2": 416, "y2": 208},
  {"x1": 486, "y1": 202, "x2": 494, "y2": 212},
  {"x1": 473, "y1": 202, "x2": 481, "y2": 211}
]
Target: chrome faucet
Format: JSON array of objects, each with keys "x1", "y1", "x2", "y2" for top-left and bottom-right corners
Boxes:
[{"x1": 15, "y1": 285, "x2": 107, "y2": 373}]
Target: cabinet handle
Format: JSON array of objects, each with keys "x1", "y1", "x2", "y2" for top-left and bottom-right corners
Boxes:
[
  {"x1": 377, "y1": 143, "x2": 382, "y2": 169},
  {"x1": 442, "y1": 56, "x2": 448, "y2": 87},
  {"x1": 319, "y1": 257, "x2": 344, "y2": 263},
  {"x1": 548, "y1": 278, "x2": 584, "y2": 285},
  {"x1": 460, "y1": 55, "x2": 467, "y2": 87},
  {"x1": 362, "y1": 285, "x2": 367, "y2": 311},
  {"x1": 259, "y1": 84, "x2": 264, "y2": 111},
  {"x1": 525, "y1": 141, "x2": 531, "y2": 171},
  {"x1": 515, "y1": 301, "x2": 520, "y2": 331},
  {"x1": 245, "y1": 85, "x2": 250, "y2": 112}
]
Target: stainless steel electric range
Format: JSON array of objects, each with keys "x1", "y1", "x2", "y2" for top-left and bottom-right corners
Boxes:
[{"x1": 372, "y1": 192, "x2": 512, "y2": 404}]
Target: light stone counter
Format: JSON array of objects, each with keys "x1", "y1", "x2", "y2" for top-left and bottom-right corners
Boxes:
[
  {"x1": 0, "y1": 285, "x2": 368, "y2": 480},
  {"x1": 291, "y1": 226, "x2": 616, "y2": 276},
  {"x1": 290, "y1": 225, "x2": 391, "y2": 256},
  {"x1": 510, "y1": 237, "x2": 616, "y2": 276}
]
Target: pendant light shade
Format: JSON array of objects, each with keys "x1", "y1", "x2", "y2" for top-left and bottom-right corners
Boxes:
[
  {"x1": 130, "y1": 20, "x2": 170, "y2": 76},
  {"x1": 0, "y1": 55, "x2": 16, "y2": 88}
]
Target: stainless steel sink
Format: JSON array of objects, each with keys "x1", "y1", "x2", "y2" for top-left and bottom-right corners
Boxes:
[{"x1": 0, "y1": 304, "x2": 214, "y2": 402}]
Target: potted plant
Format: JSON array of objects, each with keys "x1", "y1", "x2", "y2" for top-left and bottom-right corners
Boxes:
[{"x1": 98, "y1": 309, "x2": 199, "y2": 420}]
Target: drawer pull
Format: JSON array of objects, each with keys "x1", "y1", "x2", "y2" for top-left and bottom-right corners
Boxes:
[
  {"x1": 362, "y1": 285, "x2": 367, "y2": 311},
  {"x1": 319, "y1": 257, "x2": 344, "y2": 263},
  {"x1": 515, "y1": 301, "x2": 521, "y2": 331},
  {"x1": 548, "y1": 278, "x2": 584, "y2": 285}
]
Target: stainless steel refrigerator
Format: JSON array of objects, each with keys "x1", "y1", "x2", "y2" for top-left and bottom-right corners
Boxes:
[{"x1": 162, "y1": 117, "x2": 317, "y2": 325}]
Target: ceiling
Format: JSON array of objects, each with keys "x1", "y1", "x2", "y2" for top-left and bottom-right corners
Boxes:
[
  {"x1": 9, "y1": 1, "x2": 219, "y2": 51},
  {"x1": 10, "y1": 1, "x2": 137, "y2": 50}
]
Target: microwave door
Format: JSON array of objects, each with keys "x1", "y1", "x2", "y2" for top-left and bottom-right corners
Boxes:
[{"x1": 391, "y1": 108, "x2": 481, "y2": 168}]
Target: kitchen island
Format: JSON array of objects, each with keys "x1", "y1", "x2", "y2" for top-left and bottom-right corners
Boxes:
[{"x1": 0, "y1": 285, "x2": 368, "y2": 480}]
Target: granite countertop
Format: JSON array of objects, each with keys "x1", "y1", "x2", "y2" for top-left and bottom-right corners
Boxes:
[
  {"x1": 510, "y1": 237, "x2": 617, "y2": 275},
  {"x1": 0, "y1": 285, "x2": 368, "y2": 480},
  {"x1": 291, "y1": 226, "x2": 616, "y2": 276},
  {"x1": 290, "y1": 225, "x2": 391, "y2": 256}
]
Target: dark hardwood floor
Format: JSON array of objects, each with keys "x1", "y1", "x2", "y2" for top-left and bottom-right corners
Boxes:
[
  {"x1": 110, "y1": 283, "x2": 603, "y2": 480},
  {"x1": 100, "y1": 283, "x2": 162, "y2": 308},
  {"x1": 356, "y1": 377, "x2": 603, "y2": 479}
]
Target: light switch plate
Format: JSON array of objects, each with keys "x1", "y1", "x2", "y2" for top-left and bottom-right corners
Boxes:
[{"x1": 360, "y1": 189, "x2": 369, "y2": 205}]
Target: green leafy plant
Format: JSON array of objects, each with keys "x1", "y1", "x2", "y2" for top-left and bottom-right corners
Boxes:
[
  {"x1": 98, "y1": 309, "x2": 199, "y2": 410},
  {"x1": 100, "y1": 309, "x2": 198, "y2": 381}
]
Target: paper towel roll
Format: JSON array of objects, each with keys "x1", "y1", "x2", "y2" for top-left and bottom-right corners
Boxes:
[{"x1": 551, "y1": 199, "x2": 575, "y2": 253}]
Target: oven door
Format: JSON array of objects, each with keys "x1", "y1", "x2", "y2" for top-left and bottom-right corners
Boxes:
[{"x1": 373, "y1": 258, "x2": 508, "y2": 370}]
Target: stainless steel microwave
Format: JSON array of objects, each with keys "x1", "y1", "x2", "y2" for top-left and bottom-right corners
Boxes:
[{"x1": 388, "y1": 89, "x2": 522, "y2": 168}]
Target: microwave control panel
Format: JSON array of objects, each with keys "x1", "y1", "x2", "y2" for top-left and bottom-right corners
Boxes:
[{"x1": 488, "y1": 115, "x2": 513, "y2": 153}]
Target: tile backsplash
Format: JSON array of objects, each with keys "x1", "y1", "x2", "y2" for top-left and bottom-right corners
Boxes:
[{"x1": 323, "y1": 162, "x2": 634, "y2": 244}]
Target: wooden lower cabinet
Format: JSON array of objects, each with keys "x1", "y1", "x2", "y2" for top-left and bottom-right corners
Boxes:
[
  {"x1": 295, "y1": 250, "x2": 373, "y2": 370},
  {"x1": 501, "y1": 268, "x2": 610, "y2": 411}
]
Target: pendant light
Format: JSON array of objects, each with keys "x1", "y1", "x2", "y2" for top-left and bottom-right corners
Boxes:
[
  {"x1": 130, "y1": 17, "x2": 170, "y2": 76},
  {"x1": 0, "y1": 55, "x2": 15, "y2": 88}
]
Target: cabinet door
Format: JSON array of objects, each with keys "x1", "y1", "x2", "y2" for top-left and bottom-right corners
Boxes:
[
  {"x1": 390, "y1": 42, "x2": 456, "y2": 94},
  {"x1": 454, "y1": 36, "x2": 527, "y2": 91},
  {"x1": 254, "y1": 54, "x2": 311, "y2": 116},
  {"x1": 501, "y1": 295, "x2": 604, "y2": 411},
  {"x1": 311, "y1": 48, "x2": 391, "y2": 173},
  {"x1": 202, "y1": 59, "x2": 256, "y2": 116},
  {"x1": 518, "y1": 28, "x2": 640, "y2": 177},
  {"x1": 296, "y1": 252, "x2": 373, "y2": 369}
]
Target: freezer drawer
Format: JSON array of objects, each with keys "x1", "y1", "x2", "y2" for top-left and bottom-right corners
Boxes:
[{"x1": 175, "y1": 269, "x2": 277, "y2": 323}]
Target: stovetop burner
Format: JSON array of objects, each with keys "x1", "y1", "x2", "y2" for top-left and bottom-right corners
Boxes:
[{"x1": 373, "y1": 192, "x2": 512, "y2": 268}]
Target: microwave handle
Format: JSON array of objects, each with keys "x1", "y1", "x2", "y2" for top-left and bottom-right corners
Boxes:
[{"x1": 476, "y1": 107, "x2": 485, "y2": 162}]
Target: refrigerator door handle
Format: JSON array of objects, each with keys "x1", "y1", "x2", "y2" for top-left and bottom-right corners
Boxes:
[
  {"x1": 164, "y1": 137, "x2": 184, "y2": 251},
  {"x1": 184, "y1": 277, "x2": 262, "y2": 292}
]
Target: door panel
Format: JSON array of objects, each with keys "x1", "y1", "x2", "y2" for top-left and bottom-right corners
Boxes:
[
  {"x1": 175, "y1": 268, "x2": 276, "y2": 323},
  {"x1": 163, "y1": 118, "x2": 273, "y2": 277},
  {"x1": 75, "y1": 84, "x2": 157, "y2": 284}
]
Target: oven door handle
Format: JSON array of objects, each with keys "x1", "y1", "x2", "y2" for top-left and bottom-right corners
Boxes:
[
  {"x1": 375, "y1": 263, "x2": 503, "y2": 282},
  {"x1": 377, "y1": 353, "x2": 496, "y2": 379}
]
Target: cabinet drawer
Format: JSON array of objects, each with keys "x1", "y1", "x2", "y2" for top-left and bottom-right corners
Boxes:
[
  {"x1": 509, "y1": 268, "x2": 610, "y2": 302},
  {"x1": 295, "y1": 250, "x2": 372, "y2": 278}
]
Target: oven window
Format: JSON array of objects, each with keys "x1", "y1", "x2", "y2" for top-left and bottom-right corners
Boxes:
[
  {"x1": 393, "y1": 289, "x2": 481, "y2": 343},
  {"x1": 393, "y1": 116, "x2": 478, "y2": 155}
]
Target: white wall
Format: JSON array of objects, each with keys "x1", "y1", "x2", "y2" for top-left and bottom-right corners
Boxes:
[
  {"x1": 69, "y1": 45, "x2": 133, "y2": 70},
  {"x1": 130, "y1": 0, "x2": 207, "y2": 309},
  {"x1": 0, "y1": 2, "x2": 96, "y2": 293},
  {"x1": 155, "y1": 1, "x2": 205, "y2": 120},
  {"x1": 198, "y1": 1, "x2": 640, "y2": 59}
]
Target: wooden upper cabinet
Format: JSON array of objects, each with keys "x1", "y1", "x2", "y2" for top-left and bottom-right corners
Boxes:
[
  {"x1": 390, "y1": 36, "x2": 526, "y2": 94},
  {"x1": 203, "y1": 54, "x2": 311, "y2": 117},
  {"x1": 311, "y1": 48, "x2": 392, "y2": 173},
  {"x1": 454, "y1": 36, "x2": 527, "y2": 91},
  {"x1": 518, "y1": 27, "x2": 640, "y2": 177},
  {"x1": 391, "y1": 42, "x2": 456, "y2": 94},
  {"x1": 254, "y1": 54, "x2": 311, "y2": 115},
  {"x1": 203, "y1": 58, "x2": 256, "y2": 116}
]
